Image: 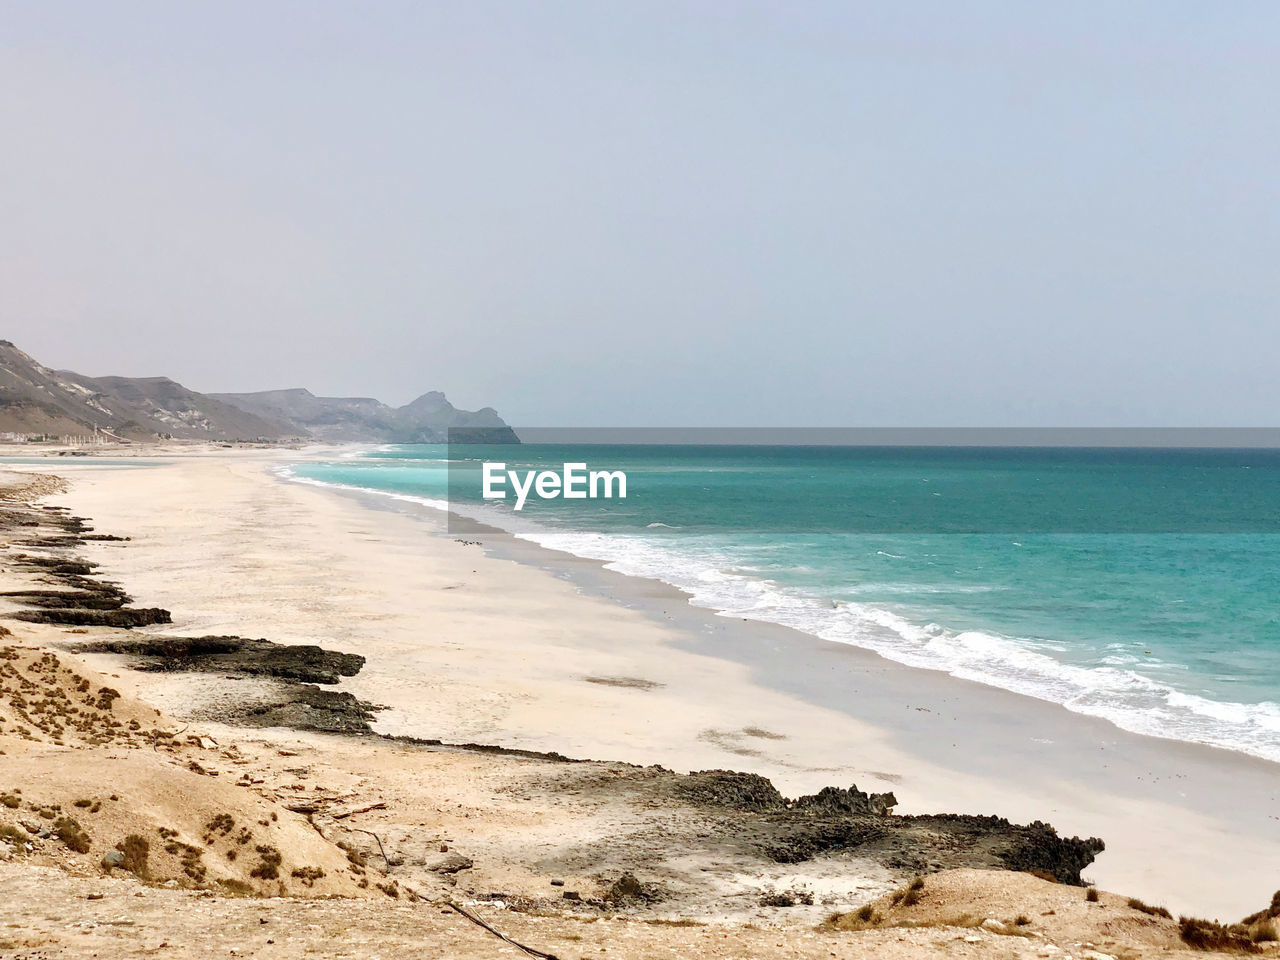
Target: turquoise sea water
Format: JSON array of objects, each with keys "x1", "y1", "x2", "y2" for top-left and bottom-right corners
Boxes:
[{"x1": 285, "y1": 445, "x2": 1280, "y2": 762}]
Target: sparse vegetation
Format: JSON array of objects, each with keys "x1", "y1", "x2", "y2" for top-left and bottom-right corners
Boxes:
[
  {"x1": 890, "y1": 876, "x2": 926, "y2": 907},
  {"x1": 1243, "y1": 891, "x2": 1280, "y2": 926},
  {"x1": 52, "y1": 816, "x2": 91, "y2": 853},
  {"x1": 1086, "y1": 887, "x2": 1099, "y2": 902},
  {"x1": 1127, "y1": 897, "x2": 1173, "y2": 919},
  {"x1": 1179, "y1": 915, "x2": 1266, "y2": 953},
  {"x1": 205, "y1": 813, "x2": 235, "y2": 834},
  {"x1": 164, "y1": 839, "x2": 206, "y2": 882},
  {"x1": 823, "y1": 907, "x2": 880, "y2": 932},
  {"x1": 110, "y1": 834, "x2": 150, "y2": 879},
  {"x1": 1252, "y1": 922, "x2": 1278, "y2": 943},
  {"x1": 202, "y1": 814, "x2": 235, "y2": 845},
  {"x1": 250, "y1": 844, "x2": 282, "y2": 880},
  {"x1": 291, "y1": 866, "x2": 325, "y2": 887}
]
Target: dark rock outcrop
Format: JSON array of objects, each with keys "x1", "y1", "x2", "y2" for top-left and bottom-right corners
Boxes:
[
  {"x1": 635, "y1": 768, "x2": 1103, "y2": 885},
  {"x1": 0, "y1": 589, "x2": 127, "y2": 610},
  {"x1": 674, "y1": 770, "x2": 786, "y2": 811},
  {"x1": 217, "y1": 684, "x2": 380, "y2": 735},
  {"x1": 13, "y1": 607, "x2": 171, "y2": 628},
  {"x1": 991, "y1": 817, "x2": 1106, "y2": 884},
  {"x1": 793, "y1": 784, "x2": 898, "y2": 817},
  {"x1": 77, "y1": 635, "x2": 365, "y2": 685}
]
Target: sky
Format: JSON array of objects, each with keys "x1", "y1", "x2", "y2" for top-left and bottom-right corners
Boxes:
[{"x1": 1, "y1": 2, "x2": 1277, "y2": 426}]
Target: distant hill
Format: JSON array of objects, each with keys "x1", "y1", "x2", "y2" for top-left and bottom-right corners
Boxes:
[
  {"x1": 209, "y1": 388, "x2": 519, "y2": 443},
  {"x1": 0, "y1": 340, "x2": 518, "y2": 443}
]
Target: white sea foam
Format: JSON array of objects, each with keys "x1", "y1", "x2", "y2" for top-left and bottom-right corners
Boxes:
[
  {"x1": 511, "y1": 526, "x2": 1280, "y2": 764},
  {"x1": 275, "y1": 468, "x2": 452, "y2": 513},
  {"x1": 278, "y1": 468, "x2": 1280, "y2": 764}
]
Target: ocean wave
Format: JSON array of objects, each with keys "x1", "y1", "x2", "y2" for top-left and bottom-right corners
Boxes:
[{"x1": 513, "y1": 527, "x2": 1280, "y2": 764}]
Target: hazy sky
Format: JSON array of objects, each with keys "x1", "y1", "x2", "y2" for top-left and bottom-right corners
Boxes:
[{"x1": 2, "y1": 2, "x2": 1276, "y2": 426}]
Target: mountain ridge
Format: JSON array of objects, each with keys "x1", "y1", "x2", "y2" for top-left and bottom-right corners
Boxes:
[
  {"x1": 0, "y1": 341, "x2": 517, "y2": 443},
  {"x1": 210, "y1": 387, "x2": 519, "y2": 443}
]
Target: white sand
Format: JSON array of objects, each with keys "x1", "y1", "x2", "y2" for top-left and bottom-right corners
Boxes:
[{"x1": 20, "y1": 449, "x2": 1280, "y2": 920}]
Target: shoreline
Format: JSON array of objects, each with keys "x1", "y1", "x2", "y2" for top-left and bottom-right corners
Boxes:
[
  {"x1": 11, "y1": 448, "x2": 1280, "y2": 920},
  {"x1": 313, "y1": 468, "x2": 1280, "y2": 919}
]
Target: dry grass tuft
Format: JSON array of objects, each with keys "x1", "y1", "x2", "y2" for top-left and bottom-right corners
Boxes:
[
  {"x1": 110, "y1": 834, "x2": 150, "y2": 880},
  {"x1": 889, "y1": 876, "x2": 927, "y2": 907},
  {"x1": 52, "y1": 816, "x2": 91, "y2": 853},
  {"x1": 250, "y1": 844, "x2": 282, "y2": 880},
  {"x1": 1179, "y1": 915, "x2": 1267, "y2": 953},
  {"x1": 1127, "y1": 897, "x2": 1173, "y2": 919}
]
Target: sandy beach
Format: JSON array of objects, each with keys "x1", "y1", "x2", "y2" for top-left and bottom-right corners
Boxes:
[{"x1": 4, "y1": 447, "x2": 1273, "y2": 924}]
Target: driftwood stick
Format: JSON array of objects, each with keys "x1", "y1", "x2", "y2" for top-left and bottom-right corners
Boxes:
[
  {"x1": 153, "y1": 724, "x2": 189, "y2": 752},
  {"x1": 447, "y1": 901, "x2": 560, "y2": 960},
  {"x1": 350, "y1": 827, "x2": 391, "y2": 870}
]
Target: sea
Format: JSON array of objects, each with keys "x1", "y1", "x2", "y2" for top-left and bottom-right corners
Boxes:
[{"x1": 283, "y1": 443, "x2": 1280, "y2": 764}]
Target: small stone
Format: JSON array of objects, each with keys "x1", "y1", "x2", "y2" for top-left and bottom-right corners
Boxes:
[
  {"x1": 550, "y1": 879, "x2": 564, "y2": 887},
  {"x1": 426, "y1": 853, "x2": 472, "y2": 875},
  {"x1": 963, "y1": 935, "x2": 983, "y2": 943},
  {"x1": 562, "y1": 891, "x2": 581, "y2": 901},
  {"x1": 103, "y1": 850, "x2": 124, "y2": 866},
  {"x1": 981, "y1": 919, "x2": 1007, "y2": 932}
]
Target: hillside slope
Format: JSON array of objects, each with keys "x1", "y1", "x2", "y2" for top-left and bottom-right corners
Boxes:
[{"x1": 0, "y1": 341, "x2": 293, "y2": 441}]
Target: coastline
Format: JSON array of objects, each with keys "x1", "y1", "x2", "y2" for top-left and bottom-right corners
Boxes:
[
  {"x1": 14, "y1": 447, "x2": 1280, "y2": 920},
  {"x1": 300, "y1": 461, "x2": 1280, "y2": 921}
]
